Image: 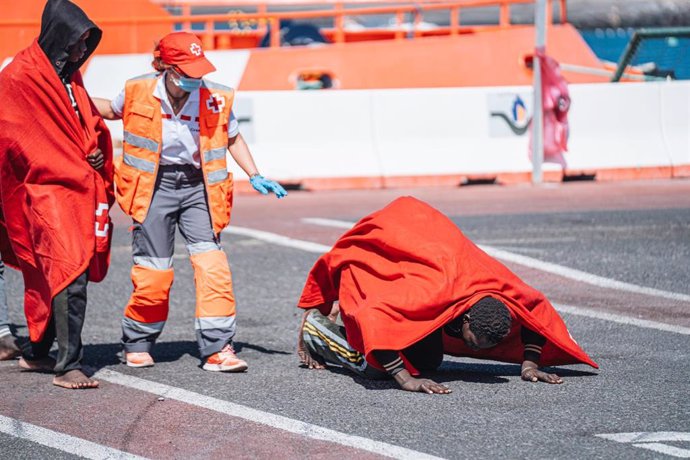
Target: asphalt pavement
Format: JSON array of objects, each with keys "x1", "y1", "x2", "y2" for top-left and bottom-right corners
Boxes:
[{"x1": 1, "y1": 179, "x2": 688, "y2": 459}]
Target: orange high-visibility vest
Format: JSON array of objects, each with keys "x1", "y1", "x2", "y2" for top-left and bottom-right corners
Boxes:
[{"x1": 114, "y1": 73, "x2": 234, "y2": 234}]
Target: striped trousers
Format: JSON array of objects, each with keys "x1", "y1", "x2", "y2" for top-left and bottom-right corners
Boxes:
[
  {"x1": 302, "y1": 309, "x2": 445, "y2": 379},
  {"x1": 301, "y1": 310, "x2": 388, "y2": 379}
]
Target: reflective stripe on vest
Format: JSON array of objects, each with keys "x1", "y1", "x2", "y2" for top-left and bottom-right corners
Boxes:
[
  {"x1": 124, "y1": 130, "x2": 159, "y2": 154},
  {"x1": 207, "y1": 168, "x2": 228, "y2": 184},
  {"x1": 123, "y1": 152, "x2": 156, "y2": 173},
  {"x1": 203, "y1": 147, "x2": 226, "y2": 163}
]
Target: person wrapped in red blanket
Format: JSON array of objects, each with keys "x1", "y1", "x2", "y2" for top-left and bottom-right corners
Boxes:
[
  {"x1": 0, "y1": 0, "x2": 113, "y2": 389},
  {"x1": 297, "y1": 197, "x2": 597, "y2": 394}
]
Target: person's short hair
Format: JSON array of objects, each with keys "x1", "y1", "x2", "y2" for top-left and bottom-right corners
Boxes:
[{"x1": 467, "y1": 297, "x2": 512, "y2": 345}]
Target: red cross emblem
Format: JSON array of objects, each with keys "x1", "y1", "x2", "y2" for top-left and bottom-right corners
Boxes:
[
  {"x1": 206, "y1": 93, "x2": 225, "y2": 114},
  {"x1": 190, "y1": 43, "x2": 202, "y2": 56},
  {"x1": 95, "y1": 203, "x2": 109, "y2": 238}
]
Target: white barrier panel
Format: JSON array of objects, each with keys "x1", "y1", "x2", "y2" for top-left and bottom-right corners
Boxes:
[
  {"x1": 566, "y1": 82, "x2": 683, "y2": 171},
  {"x1": 82, "y1": 54, "x2": 689, "y2": 187},
  {"x1": 235, "y1": 86, "x2": 538, "y2": 183},
  {"x1": 239, "y1": 82, "x2": 688, "y2": 184},
  {"x1": 371, "y1": 86, "x2": 532, "y2": 177},
  {"x1": 231, "y1": 90, "x2": 381, "y2": 181},
  {"x1": 659, "y1": 82, "x2": 690, "y2": 172}
]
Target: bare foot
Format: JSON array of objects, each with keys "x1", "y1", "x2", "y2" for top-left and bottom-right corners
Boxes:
[
  {"x1": 53, "y1": 369, "x2": 99, "y2": 389},
  {"x1": 0, "y1": 335, "x2": 21, "y2": 360},
  {"x1": 297, "y1": 309, "x2": 326, "y2": 370},
  {"x1": 19, "y1": 356, "x2": 56, "y2": 372}
]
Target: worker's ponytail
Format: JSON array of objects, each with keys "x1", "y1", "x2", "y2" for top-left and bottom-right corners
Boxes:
[{"x1": 151, "y1": 40, "x2": 172, "y2": 72}]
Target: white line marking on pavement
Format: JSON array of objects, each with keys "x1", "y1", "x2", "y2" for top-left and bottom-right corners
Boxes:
[
  {"x1": 596, "y1": 432, "x2": 690, "y2": 458},
  {"x1": 597, "y1": 432, "x2": 690, "y2": 443},
  {"x1": 632, "y1": 443, "x2": 690, "y2": 458},
  {"x1": 94, "y1": 369, "x2": 444, "y2": 460},
  {"x1": 228, "y1": 223, "x2": 689, "y2": 335},
  {"x1": 300, "y1": 217, "x2": 690, "y2": 303},
  {"x1": 302, "y1": 217, "x2": 354, "y2": 229},
  {"x1": 555, "y1": 304, "x2": 690, "y2": 335},
  {"x1": 479, "y1": 246, "x2": 690, "y2": 303},
  {"x1": 0, "y1": 414, "x2": 146, "y2": 460},
  {"x1": 225, "y1": 226, "x2": 331, "y2": 253}
]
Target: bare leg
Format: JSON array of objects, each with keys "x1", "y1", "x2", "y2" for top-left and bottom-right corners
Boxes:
[
  {"x1": 53, "y1": 369, "x2": 99, "y2": 389},
  {"x1": 0, "y1": 334, "x2": 20, "y2": 360},
  {"x1": 297, "y1": 309, "x2": 326, "y2": 369},
  {"x1": 19, "y1": 356, "x2": 56, "y2": 372}
]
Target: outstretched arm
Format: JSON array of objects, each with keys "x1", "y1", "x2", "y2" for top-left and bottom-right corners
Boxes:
[
  {"x1": 372, "y1": 350, "x2": 451, "y2": 395},
  {"x1": 92, "y1": 97, "x2": 121, "y2": 120},
  {"x1": 228, "y1": 134, "x2": 287, "y2": 198},
  {"x1": 520, "y1": 327, "x2": 563, "y2": 384},
  {"x1": 87, "y1": 96, "x2": 121, "y2": 170},
  {"x1": 228, "y1": 133, "x2": 259, "y2": 177}
]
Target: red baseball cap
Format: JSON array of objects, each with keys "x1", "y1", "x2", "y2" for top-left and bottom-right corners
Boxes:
[{"x1": 157, "y1": 32, "x2": 216, "y2": 78}]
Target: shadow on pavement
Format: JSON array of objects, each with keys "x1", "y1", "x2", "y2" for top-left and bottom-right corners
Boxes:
[
  {"x1": 434, "y1": 361, "x2": 598, "y2": 380},
  {"x1": 235, "y1": 341, "x2": 291, "y2": 355},
  {"x1": 312, "y1": 360, "x2": 598, "y2": 391},
  {"x1": 81, "y1": 340, "x2": 291, "y2": 373},
  {"x1": 82, "y1": 341, "x2": 199, "y2": 372}
]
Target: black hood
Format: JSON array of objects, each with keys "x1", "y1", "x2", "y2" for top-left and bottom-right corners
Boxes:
[{"x1": 38, "y1": 0, "x2": 102, "y2": 81}]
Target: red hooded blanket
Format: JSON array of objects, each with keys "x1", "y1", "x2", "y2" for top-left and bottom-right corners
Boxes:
[
  {"x1": 298, "y1": 197, "x2": 597, "y2": 371},
  {"x1": 0, "y1": 40, "x2": 113, "y2": 341}
]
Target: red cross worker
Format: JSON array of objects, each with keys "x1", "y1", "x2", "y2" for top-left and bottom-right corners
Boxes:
[{"x1": 92, "y1": 31, "x2": 287, "y2": 373}]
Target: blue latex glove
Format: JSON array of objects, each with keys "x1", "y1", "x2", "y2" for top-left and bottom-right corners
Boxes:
[{"x1": 250, "y1": 174, "x2": 288, "y2": 198}]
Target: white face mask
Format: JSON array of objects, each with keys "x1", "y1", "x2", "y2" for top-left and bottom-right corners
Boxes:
[{"x1": 168, "y1": 68, "x2": 202, "y2": 92}]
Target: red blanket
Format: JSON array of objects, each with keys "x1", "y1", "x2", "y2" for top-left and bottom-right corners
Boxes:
[
  {"x1": 0, "y1": 40, "x2": 113, "y2": 341},
  {"x1": 299, "y1": 197, "x2": 597, "y2": 371}
]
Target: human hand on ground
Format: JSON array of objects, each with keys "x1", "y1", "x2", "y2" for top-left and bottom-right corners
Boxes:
[
  {"x1": 86, "y1": 148, "x2": 104, "y2": 170},
  {"x1": 250, "y1": 174, "x2": 287, "y2": 198},
  {"x1": 397, "y1": 375, "x2": 452, "y2": 394},
  {"x1": 521, "y1": 367, "x2": 563, "y2": 384},
  {"x1": 297, "y1": 309, "x2": 326, "y2": 370},
  {"x1": 297, "y1": 342, "x2": 326, "y2": 369}
]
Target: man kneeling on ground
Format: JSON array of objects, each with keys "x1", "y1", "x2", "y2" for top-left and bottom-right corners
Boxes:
[{"x1": 297, "y1": 197, "x2": 597, "y2": 394}]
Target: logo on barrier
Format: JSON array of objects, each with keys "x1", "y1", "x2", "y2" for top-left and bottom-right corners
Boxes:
[{"x1": 488, "y1": 92, "x2": 532, "y2": 137}]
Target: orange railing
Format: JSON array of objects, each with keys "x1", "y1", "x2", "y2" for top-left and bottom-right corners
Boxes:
[
  {"x1": 0, "y1": 0, "x2": 568, "y2": 52},
  {"x1": 157, "y1": 0, "x2": 569, "y2": 49}
]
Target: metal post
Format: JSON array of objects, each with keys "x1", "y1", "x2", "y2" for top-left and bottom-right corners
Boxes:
[
  {"x1": 532, "y1": 0, "x2": 547, "y2": 184},
  {"x1": 334, "y1": 1, "x2": 345, "y2": 45}
]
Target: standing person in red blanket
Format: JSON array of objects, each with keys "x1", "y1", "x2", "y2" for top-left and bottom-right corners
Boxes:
[
  {"x1": 0, "y1": 0, "x2": 113, "y2": 389},
  {"x1": 297, "y1": 197, "x2": 598, "y2": 395}
]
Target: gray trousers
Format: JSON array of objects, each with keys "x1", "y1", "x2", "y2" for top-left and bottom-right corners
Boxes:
[
  {"x1": 121, "y1": 164, "x2": 236, "y2": 358},
  {"x1": 0, "y1": 257, "x2": 10, "y2": 336},
  {"x1": 23, "y1": 271, "x2": 88, "y2": 374}
]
